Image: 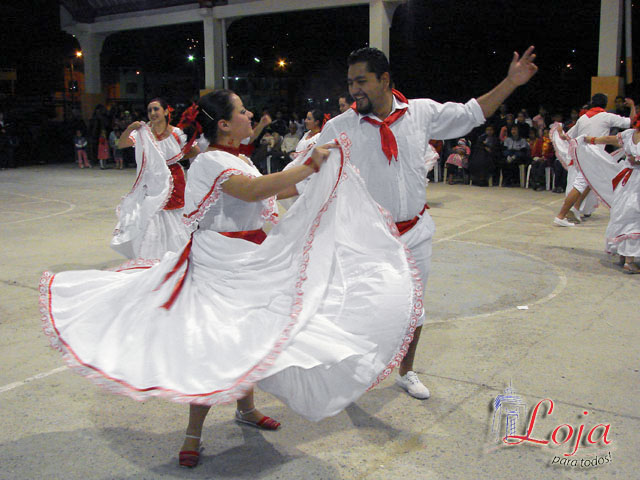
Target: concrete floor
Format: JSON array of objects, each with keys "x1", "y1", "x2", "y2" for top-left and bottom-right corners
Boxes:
[{"x1": 1, "y1": 164, "x2": 638, "y2": 480}]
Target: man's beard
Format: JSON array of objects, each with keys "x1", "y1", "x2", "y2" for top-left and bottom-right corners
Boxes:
[{"x1": 355, "y1": 97, "x2": 372, "y2": 114}]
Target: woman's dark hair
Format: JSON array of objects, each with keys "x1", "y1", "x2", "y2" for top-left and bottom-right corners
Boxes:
[
  {"x1": 148, "y1": 97, "x2": 171, "y2": 124},
  {"x1": 308, "y1": 109, "x2": 324, "y2": 128},
  {"x1": 197, "y1": 90, "x2": 235, "y2": 143}
]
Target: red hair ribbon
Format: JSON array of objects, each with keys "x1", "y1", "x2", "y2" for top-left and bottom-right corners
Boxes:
[
  {"x1": 322, "y1": 113, "x2": 331, "y2": 129},
  {"x1": 177, "y1": 103, "x2": 203, "y2": 156}
]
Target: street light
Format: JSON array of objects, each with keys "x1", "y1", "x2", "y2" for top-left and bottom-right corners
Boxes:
[{"x1": 68, "y1": 50, "x2": 82, "y2": 119}]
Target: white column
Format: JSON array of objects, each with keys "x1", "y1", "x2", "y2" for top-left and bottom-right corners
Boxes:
[
  {"x1": 74, "y1": 32, "x2": 107, "y2": 94},
  {"x1": 625, "y1": 0, "x2": 632, "y2": 83},
  {"x1": 202, "y1": 16, "x2": 225, "y2": 90},
  {"x1": 369, "y1": 0, "x2": 403, "y2": 57},
  {"x1": 597, "y1": 0, "x2": 623, "y2": 76}
]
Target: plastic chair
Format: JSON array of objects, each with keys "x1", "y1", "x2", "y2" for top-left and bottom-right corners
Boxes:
[
  {"x1": 525, "y1": 164, "x2": 532, "y2": 189},
  {"x1": 518, "y1": 164, "x2": 526, "y2": 187},
  {"x1": 545, "y1": 166, "x2": 555, "y2": 190}
]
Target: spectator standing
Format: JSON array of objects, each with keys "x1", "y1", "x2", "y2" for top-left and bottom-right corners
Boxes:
[
  {"x1": 97, "y1": 129, "x2": 110, "y2": 169},
  {"x1": 109, "y1": 128, "x2": 124, "y2": 169},
  {"x1": 74, "y1": 130, "x2": 90, "y2": 168}
]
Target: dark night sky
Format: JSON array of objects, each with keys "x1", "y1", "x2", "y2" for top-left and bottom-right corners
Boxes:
[{"x1": 1, "y1": 0, "x2": 638, "y2": 117}]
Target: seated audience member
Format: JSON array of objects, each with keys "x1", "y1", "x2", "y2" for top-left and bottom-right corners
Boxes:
[
  {"x1": 501, "y1": 125, "x2": 529, "y2": 186},
  {"x1": 445, "y1": 138, "x2": 471, "y2": 184},
  {"x1": 469, "y1": 124, "x2": 500, "y2": 186},
  {"x1": 532, "y1": 105, "x2": 548, "y2": 137},
  {"x1": 514, "y1": 111, "x2": 531, "y2": 138},
  {"x1": 281, "y1": 121, "x2": 302, "y2": 159},
  {"x1": 527, "y1": 129, "x2": 545, "y2": 190},
  {"x1": 499, "y1": 113, "x2": 515, "y2": 142}
]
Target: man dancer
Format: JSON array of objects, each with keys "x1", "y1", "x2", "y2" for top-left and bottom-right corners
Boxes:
[
  {"x1": 338, "y1": 94, "x2": 353, "y2": 114},
  {"x1": 306, "y1": 46, "x2": 537, "y2": 398},
  {"x1": 553, "y1": 93, "x2": 635, "y2": 227}
]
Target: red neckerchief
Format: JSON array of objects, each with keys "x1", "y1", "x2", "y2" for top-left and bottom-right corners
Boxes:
[
  {"x1": 211, "y1": 143, "x2": 241, "y2": 156},
  {"x1": 354, "y1": 89, "x2": 408, "y2": 164},
  {"x1": 584, "y1": 107, "x2": 605, "y2": 118}
]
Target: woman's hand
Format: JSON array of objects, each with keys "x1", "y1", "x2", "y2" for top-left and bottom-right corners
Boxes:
[
  {"x1": 127, "y1": 121, "x2": 142, "y2": 132},
  {"x1": 306, "y1": 143, "x2": 339, "y2": 172}
]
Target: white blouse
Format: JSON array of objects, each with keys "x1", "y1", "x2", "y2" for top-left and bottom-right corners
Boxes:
[{"x1": 183, "y1": 150, "x2": 278, "y2": 233}]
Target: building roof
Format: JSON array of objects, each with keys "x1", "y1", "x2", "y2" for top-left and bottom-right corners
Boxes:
[{"x1": 59, "y1": 1, "x2": 227, "y2": 23}]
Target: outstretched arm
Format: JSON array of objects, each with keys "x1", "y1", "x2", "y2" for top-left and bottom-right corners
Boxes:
[
  {"x1": 476, "y1": 46, "x2": 538, "y2": 119},
  {"x1": 222, "y1": 143, "x2": 337, "y2": 202},
  {"x1": 625, "y1": 98, "x2": 636, "y2": 120},
  {"x1": 248, "y1": 113, "x2": 272, "y2": 144},
  {"x1": 584, "y1": 135, "x2": 621, "y2": 147}
]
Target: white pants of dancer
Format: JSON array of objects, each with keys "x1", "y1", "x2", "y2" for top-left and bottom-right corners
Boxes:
[
  {"x1": 572, "y1": 171, "x2": 589, "y2": 193},
  {"x1": 400, "y1": 212, "x2": 436, "y2": 327}
]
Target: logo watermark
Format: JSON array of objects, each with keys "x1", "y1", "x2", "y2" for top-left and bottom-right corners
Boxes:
[{"x1": 490, "y1": 383, "x2": 613, "y2": 467}]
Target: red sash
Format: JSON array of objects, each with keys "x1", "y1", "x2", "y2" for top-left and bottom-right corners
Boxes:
[
  {"x1": 395, "y1": 204, "x2": 429, "y2": 235},
  {"x1": 164, "y1": 163, "x2": 186, "y2": 210},
  {"x1": 158, "y1": 228, "x2": 266, "y2": 310},
  {"x1": 218, "y1": 229, "x2": 267, "y2": 244},
  {"x1": 612, "y1": 168, "x2": 633, "y2": 190}
]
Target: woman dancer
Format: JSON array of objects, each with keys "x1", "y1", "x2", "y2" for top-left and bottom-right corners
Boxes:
[
  {"x1": 113, "y1": 98, "x2": 198, "y2": 259},
  {"x1": 41, "y1": 90, "x2": 420, "y2": 469},
  {"x1": 295, "y1": 109, "x2": 325, "y2": 155},
  {"x1": 582, "y1": 119, "x2": 640, "y2": 273}
]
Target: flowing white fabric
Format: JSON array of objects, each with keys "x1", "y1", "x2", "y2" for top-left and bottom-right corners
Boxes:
[
  {"x1": 550, "y1": 122, "x2": 599, "y2": 215},
  {"x1": 111, "y1": 124, "x2": 189, "y2": 259},
  {"x1": 570, "y1": 129, "x2": 640, "y2": 256},
  {"x1": 40, "y1": 133, "x2": 421, "y2": 422},
  {"x1": 568, "y1": 135, "x2": 627, "y2": 208}
]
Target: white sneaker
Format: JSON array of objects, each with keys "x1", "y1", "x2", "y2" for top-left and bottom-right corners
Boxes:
[
  {"x1": 396, "y1": 371, "x2": 431, "y2": 399},
  {"x1": 554, "y1": 217, "x2": 575, "y2": 227},
  {"x1": 569, "y1": 207, "x2": 582, "y2": 223}
]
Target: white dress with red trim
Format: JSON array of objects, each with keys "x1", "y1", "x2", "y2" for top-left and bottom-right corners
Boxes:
[
  {"x1": 571, "y1": 129, "x2": 640, "y2": 256},
  {"x1": 550, "y1": 123, "x2": 600, "y2": 215},
  {"x1": 39, "y1": 134, "x2": 421, "y2": 422},
  {"x1": 110, "y1": 124, "x2": 190, "y2": 260}
]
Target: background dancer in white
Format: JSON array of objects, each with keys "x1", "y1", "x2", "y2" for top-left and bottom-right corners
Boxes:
[
  {"x1": 553, "y1": 93, "x2": 635, "y2": 227},
  {"x1": 583, "y1": 119, "x2": 640, "y2": 274},
  {"x1": 304, "y1": 46, "x2": 538, "y2": 399}
]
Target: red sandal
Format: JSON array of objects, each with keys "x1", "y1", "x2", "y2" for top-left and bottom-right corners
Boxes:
[
  {"x1": 235, "y1": 408, "x2": 281, "y2": 430},
  {"x1": 178, "y1": 434, "x2": 202, "y2": 468}
]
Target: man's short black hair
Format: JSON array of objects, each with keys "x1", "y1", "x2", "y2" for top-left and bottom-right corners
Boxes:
[
  {"x1": 347, "y1": 47, "x2": 392, "y2": 84},
  {"x1": 591, "y1": 93, "x2": 608, "y2": 109}
]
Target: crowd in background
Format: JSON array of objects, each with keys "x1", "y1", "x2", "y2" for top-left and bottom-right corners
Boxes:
[
  {"x1": 436, "y1": 95, "x2": 635, "y2": 192},
  {"x1": 1, "y1": 95, "x2": 635, "y2": 184}
]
